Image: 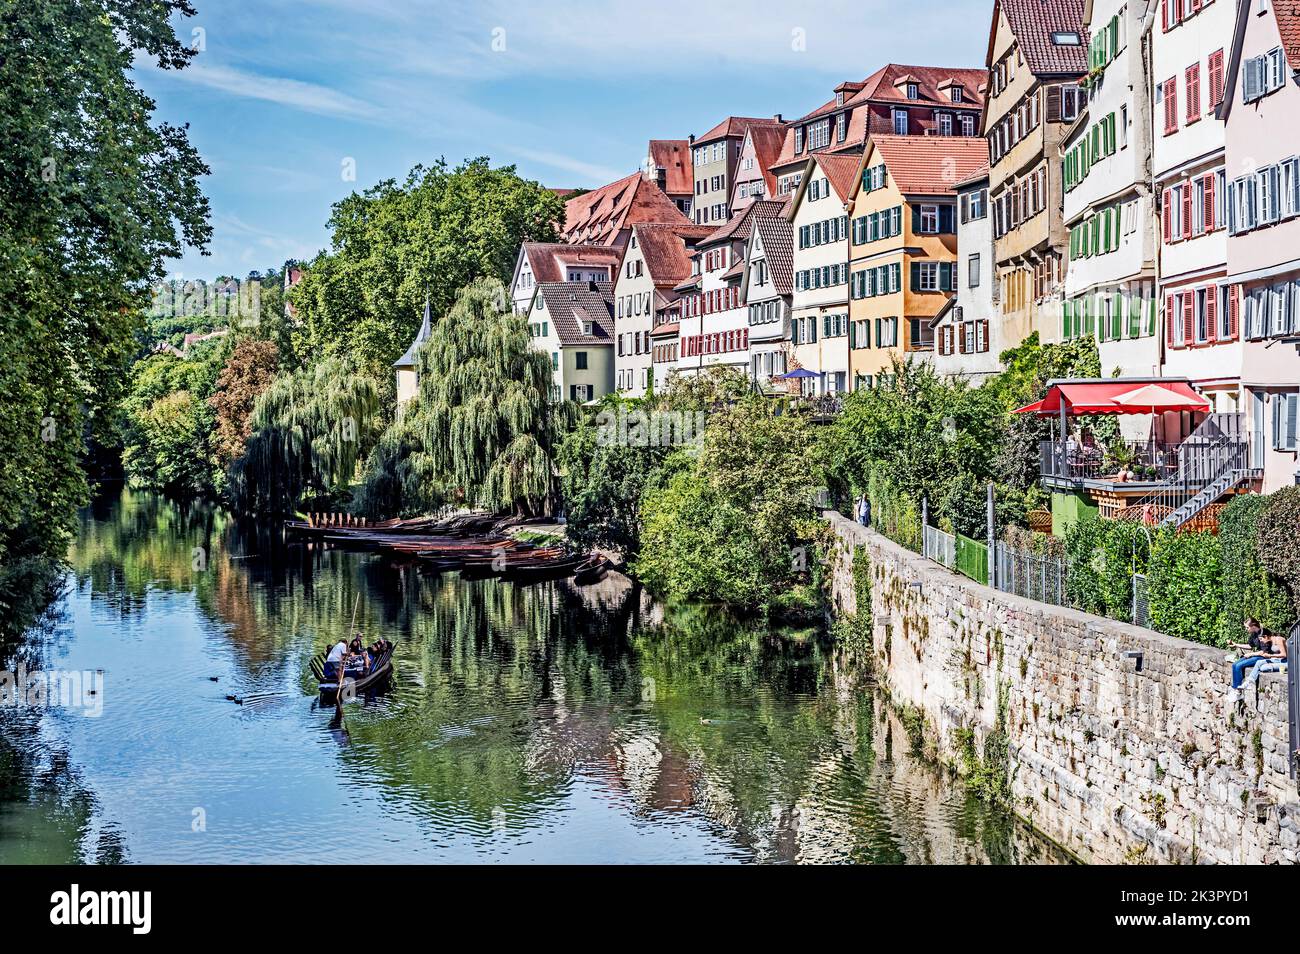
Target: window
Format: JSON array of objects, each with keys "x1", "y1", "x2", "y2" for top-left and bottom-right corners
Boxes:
[
  {"x1": 961, "y1": 114, "x2": 976, "y2": 136},
  {"x1": 1051, "y1": 31, "x2": 1082, "y2": 45},
  {"x1": 968, "y1": 254, "x2": 981, "y2": 288},
  {"x1": 938, "y1": 112, "x2": 953, "y2": 136},
  {"x1": 1274, "y1": 392, "x2": 1298, "y2": 452},
  {"x1": 892, "y1": 109, "x2": 908, "y2": 135},
  {"x1": 575, "y1": 351, "x2": 588, "y2": 370},
  {"x1": 1060, "y1": 84, "x2": 1082, "y2": 122},
  {"x1": 919, "y1": 205, "x2": 940, "y2": 233},
  {"x1": 1185, "y1": 64, "x2": 1201, "y2": 123},
  {"x1": 794, "y1": 127, "x2": 804, "y2": 153},
  {"x1": 1244, "y1": 47, "x2": 1287, "y2": 102},
  {"x1": 836, "y1": 112, "x2": 848, "y2": 143},
  {"x1": 906, "y1": 83, "x2": 919, "y2": 100}
]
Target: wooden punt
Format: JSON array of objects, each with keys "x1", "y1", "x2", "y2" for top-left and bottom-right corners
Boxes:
[{"x1": 311, "y1": 642, "x2": 396, "y2": 702}]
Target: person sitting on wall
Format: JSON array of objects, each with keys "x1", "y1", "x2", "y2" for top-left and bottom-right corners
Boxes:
[{"x1": 1227, "y1": 617, "x2": 1287, "y2": 699}]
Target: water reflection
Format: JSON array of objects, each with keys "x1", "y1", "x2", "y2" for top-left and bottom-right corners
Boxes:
[{"x1": 0, "y1": 489, "x2": 1066, "y2": 864}]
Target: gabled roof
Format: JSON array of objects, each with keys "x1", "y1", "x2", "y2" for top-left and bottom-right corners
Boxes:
[
  {"x1": 866, "y1": 136, "x2": 990, "y2": 196},
  {"x1": 537, "y1": 281, "x2": 615, "y2": 346},
  {"x1": 1277, "y1": 0, "x2": 1300, "y2": 69},
  {"x1": 771, "y1": 64, "x2": 989, "y2": 172},
  {"x1": 695, "y1": 115, "x2": 785, "y2": 144},
  {"x1": 737, "y1": 123, "x2": 789, "y2": 198},
  {"x1": 649, "y1": 320, "x2": 680, "y2": 338},
  {"x1": 749, "y1": 214, "x2": 795, "y2": 296},
  {"x1": 646, "y1": 140, "x2": 694, "y2": 197},
  {"x1": 520, "y1": 243, "x2": 624, "y2": 284},
  {"x1": 561, "y1": 173, "x2": 690, "y2": 245},
  {"x1": 699, "y1": 198, "x2": 789, "y2": 247},
  {"x1": 989, "y1": 0, "x2": 1089, "y2": 76},
  {"x1": 815, "y1": 153, "x2": 864, "y2": 203},
  {"x1": 632, "y1": 223, "x2": 713, "y2": 290}
]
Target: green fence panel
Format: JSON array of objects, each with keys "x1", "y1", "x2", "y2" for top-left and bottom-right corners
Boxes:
[{"x1": 954, "y1": 533, "x2": 989, "y2": 585}]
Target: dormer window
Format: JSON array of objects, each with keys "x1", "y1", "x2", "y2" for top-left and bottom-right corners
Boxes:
[
  {"x1": 907, "y1": 83, "x2": 919, "y2": 100},
  {"x1": 951, "y1": 87, "x2": 963, "y2": 103},
  {"x1": 835, "y1": 91, "x2": 845, "y2": 106},
  {"x1": 582, "y1": 320, "x2": 593, "y2": 336}
]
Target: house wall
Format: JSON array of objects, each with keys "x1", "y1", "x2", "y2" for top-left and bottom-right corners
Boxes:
[
  {"x1": 561, "y1": 344, "x2": 615, "y2": 402},
  {"x1": 742, "y1": 229, "x2": 792, "y2": 386},
  {"x1": 790, "y1": 163, "x2": 851, "y2": 392},
  {"x1": 395, "y1": 367, "x2": 418, "y2": 406},
  {"x1": 693, "y1": 136, "x2": 739, "y2": 226},
  {"x1": 826, "y1": 512, "x2": 1300, "y2": 866},
  {"x1": 935, "y1": 177, "x2": 1002, "y2": 380},
  {"x1": 612, "y1": 237, "x2": 657, "y2": 398}
]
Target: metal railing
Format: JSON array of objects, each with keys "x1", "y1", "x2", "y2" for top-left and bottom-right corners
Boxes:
[
  {"x1": 994, "y1": 541, "x2": 1069, "y2": 606},
  {"x1": 1118, "y1": 433, "x2": 1252, "y2": 528},
  {"x1": 923, "y1": 524, "x2": 955, "y2": 570},
  {"x1": 1289, "y1": 621, "x2": 1299, "y2": 783},
  {"x1": 1039, "y1": 439, "x2": 1183, "y2": 482},
  {"x1": 1132, "y1": 572, "x2": 1149, "y2": 629}
]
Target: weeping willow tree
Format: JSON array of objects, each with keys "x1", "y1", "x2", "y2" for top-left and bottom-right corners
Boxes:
[
  {"x1": 229, "y1": 357, "x2": 380, "y2": 513},
  {"x1": 356, "y1": 278, "x2": 566, "y2": 517}
]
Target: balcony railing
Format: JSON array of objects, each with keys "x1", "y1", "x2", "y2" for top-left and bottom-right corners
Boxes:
[{"x1": 1038, "y1": 439, "x2": 1184, "y2": 483}]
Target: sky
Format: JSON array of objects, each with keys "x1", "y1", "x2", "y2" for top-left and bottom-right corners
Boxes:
[{"x1": 136, "y1": 0, "x2": 992, "y2": 281}]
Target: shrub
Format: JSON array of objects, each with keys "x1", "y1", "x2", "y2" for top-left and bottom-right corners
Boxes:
[
  {"x1": 1148, "y1": 529, "x2": 1225, "y2": 646},
  {"x1": 1218, "y1": 493, "x2": 1292, "y2": 641},
  {"x1": 1256, "y1": 486, "x2": 1300, "y2": 620}
]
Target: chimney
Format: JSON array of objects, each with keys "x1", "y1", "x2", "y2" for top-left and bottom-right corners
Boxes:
[
  {"x1": 774, "y1": 114, "x2": 783, "y2": 122},
  {"x1": 688, "y1": 133, "x2": 695, "y2": 144}
]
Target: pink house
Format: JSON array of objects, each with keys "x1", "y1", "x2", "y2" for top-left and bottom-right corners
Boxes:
[{"x1": 1221, "y1": 0, "x2": 1300, "y2": 492}]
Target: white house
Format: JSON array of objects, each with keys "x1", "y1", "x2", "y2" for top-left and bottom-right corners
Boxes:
[{"x1": 932, "y1": 166, "x2": 1002, "y2": 381}]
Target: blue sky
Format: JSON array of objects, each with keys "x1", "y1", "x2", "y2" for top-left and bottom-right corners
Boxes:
[{"x1": 137, "y1": 0, "x2": 991, "y2": 281}]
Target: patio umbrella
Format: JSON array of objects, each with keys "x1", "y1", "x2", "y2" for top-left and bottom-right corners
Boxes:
[
  {"x1": 775, "y1": 368, "x2": 819, "y2": 379},
  {"x1": 1112, "y1": 383, "x2": 1209, "y2": 414}
]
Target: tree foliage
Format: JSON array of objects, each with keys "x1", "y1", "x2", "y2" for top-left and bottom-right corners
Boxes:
[
  {"x1": 0, "y1": 0, "x2": 210, "y2": 625},
  {"x1": 1256, "y1": 486, "x2": 1300, "y2": 619},
  {"x1": 288, "y1": 159, "x2": 563, "y2": 401},
  {"x1": 356, "y1": 279, "x2": 564, "y2": 516},
  {"x1": 209, "y1": 339, "x2": 280, "y2": 469},
  {"x1": 634, "y1": 397, "x2": 818, "y2": 611},
  {"x1": 230, "y1": 358, "x2": 381, "y2": 514}
]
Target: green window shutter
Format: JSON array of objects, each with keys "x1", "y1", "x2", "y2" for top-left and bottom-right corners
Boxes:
[
  {"x1": 910, "y1": 262, "x2": 921, "y2": 291},
  {"x1": 1062, "y1": 299, "x2": 1072, "y2": 339},
  {"x1": 912, "y1": 206, "x2": 922, "y2": 234},
  {"x1": 940, "y1": 261, "x2": 954, "y2": 290},
  {"x1": 1145, "y1": 296, "x2": 1157, "y2": 337},
  {"x1": 1109, "y1": 17, "x2": 1119, "y2": 62}
]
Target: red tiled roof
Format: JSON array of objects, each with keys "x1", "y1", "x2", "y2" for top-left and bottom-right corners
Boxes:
[
  {"x1": 750, "y1": 214, "x2": 794, "y2": 296},
  {"x1": 699, "y1": 198, "x2": 788, "y2": 247},
  {"x1": 953, "y1": 161, "x2": 991, "y2": 189},
  {"x1": 522, "y1": 243, "x2": 624, "y2": 284},
  {"x1": 561, "y1": 173, "x2": 690, "y2": 245},
  {"x1": 650, "y1": 320, "x2": 680, "y2": 337},
  {"x1": 537, "y1": 281, "x2": 615, "y2": 346},
  {"x1": 1272, "y1": 0, "x2": 1300, "y2": 69},
  {"x1": 772, "y1": 64, "x2": 989, "y2": 172},
  {"x1": 868, "y1": 136, "x2": 990, "y2": 195},
  {"x1": 742, "y1": 124, "x2": 789, "y2": 198},
  {"x1": 993, "y1": 0, "x2": 1089, "y2": 76},
  {"x1": 633, "y1": 223, "x2": 713, "y2": 290},
  {"x1": 816, "y1": 153, "x2": 865, "y2": 203},
  {"x1": 647, "y1": 140, "x2": 693, "y2": 198},
  {"x1": 695, "y1": 115, "x2": 785, "y2": 144}
]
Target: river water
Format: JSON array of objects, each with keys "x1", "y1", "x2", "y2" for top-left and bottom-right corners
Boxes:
[{"x1": 0, "y1": 489, "x2": 1066, "y2": 864}]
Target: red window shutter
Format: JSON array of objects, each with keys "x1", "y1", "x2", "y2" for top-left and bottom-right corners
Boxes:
[
  {"x1": 1209, "y1": 50, "x2": 1225, "y2": 106},
  {"x1": 1204, "y1": 174, "x2": 1216, "y2": 231},
  {"x1": 1182, "y1": 293, "x2": 1194, "y2": 345},
  {"x1": 1166, "y1": 295, "x2": 1177, "y2": 347},
  {"x1": 1164, "y1": 80, "x2": 1178, "y2": 134},
  {"x1": 1228, "y1": 285, "x2": 1240, "y2": 339},
  {"x1": 958, "y1": 324, "x2": 967, "y2": 353},
  {"x1": 980, "y1": 320, "x2": 990, "y2": 352},
  {"x1": 1185, "y1": 65, "x2": 1200, "y2": 122},
  {"x1": 1181, "y1": 185, "x2": 1193, "y2": 237},
  {"x1": 1162, "y1": 0, "x2": 1170, "y2": 31},
  {"x1": 1162, "y1": 187, "x2": 1173, "y2": 239},
  {"x1": 1205, "y1": 285, "x2": 1218, "y2": 341}
]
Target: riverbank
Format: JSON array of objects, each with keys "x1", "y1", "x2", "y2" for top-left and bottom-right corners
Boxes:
[{"x1": 824, "y1": 510, "x2": 1299, "y2": 865}]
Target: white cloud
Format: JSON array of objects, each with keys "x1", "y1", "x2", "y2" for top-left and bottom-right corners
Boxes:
[
  {"x1": 161, "y1": 62, "x2": 376, "y2": 120},
  {"x1": 510, "y1": 148, "x2": 627, "y2": 186}
]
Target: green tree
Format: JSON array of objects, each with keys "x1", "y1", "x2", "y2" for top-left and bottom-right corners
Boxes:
[
  {"x1": 635, "y1": 397, "x2": 819, "y2": 612},
  {"x1": 355, "y1": 279, "x2": 564, "y2": 517},
  {"x1": 288, "y1": 159, "x2": 563, "y2": 401},
  {"x1": 1148, "y1": 529, "x2": 1225, "y2": 646},
  {"x1": 0, "y1": 0, "x2": 210, "y2": 628},
  {"x1": 230, "y1": 358, "x2": 381, "y2": 514}
]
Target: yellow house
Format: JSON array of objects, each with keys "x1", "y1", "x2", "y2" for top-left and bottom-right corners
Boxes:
[{"x1": 847, "y1": 135, "x2": 989, "y2": 387}]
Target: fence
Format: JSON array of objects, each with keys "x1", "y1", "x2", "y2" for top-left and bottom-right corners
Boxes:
[
  {"x1": 922, "y1": 524, "x2": 955, "y2": 570},
  {"x1": 1132, "y1": 573, "x2": 1150, "y2": 629},
  {"x1": 993, "y1": 540, "x2": 1069, "y2": 607},
  {"x1": 955, "y1": 534, "x2": 989, "y2": 585},
  {"x1": 1290, "y1": 621, "x2": 1299, "y2": 784}
]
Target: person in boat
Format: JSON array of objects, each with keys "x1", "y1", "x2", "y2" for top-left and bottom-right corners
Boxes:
[{"x1": 323, "y1": 638, "x2": 348, "y2": 681}]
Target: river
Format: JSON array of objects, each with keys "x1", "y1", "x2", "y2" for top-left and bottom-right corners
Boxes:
[{"x1": 0, "y1": 489, "x2": 1066, "y2": 864}]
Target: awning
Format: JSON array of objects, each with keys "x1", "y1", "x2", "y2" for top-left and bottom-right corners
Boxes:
[
  {"x1": 777, "y1": 368, "x2": 819, "y2": 379},
  {"x1": 1013, "y1": 379, "x2": 1210, "y2": 416}
]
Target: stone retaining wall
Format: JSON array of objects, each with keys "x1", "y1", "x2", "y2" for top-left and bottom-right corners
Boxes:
[{"x1": 825, "y1": 511, "x2": 1298, "y2": 864}]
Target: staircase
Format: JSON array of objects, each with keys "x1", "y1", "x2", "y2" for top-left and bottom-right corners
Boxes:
[{"x1": 1122, "y1": 413, "x2": 1260, "y2": 530}]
